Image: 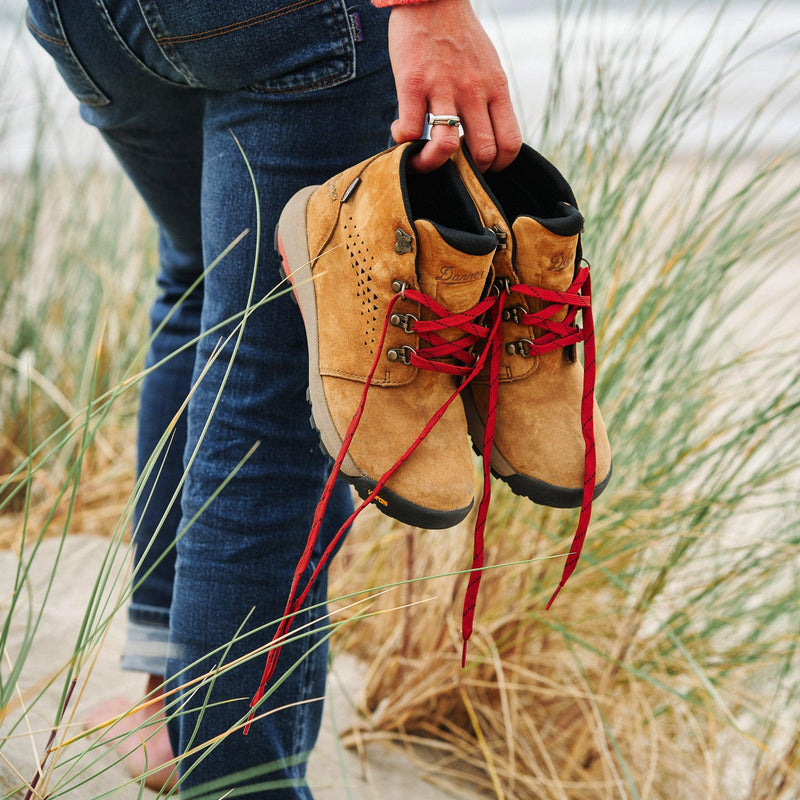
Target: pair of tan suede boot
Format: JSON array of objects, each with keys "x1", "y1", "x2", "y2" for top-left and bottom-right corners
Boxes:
[
  {"x1": 277, "y1": 140, "x2": 611, "y2": 533},
  {"x1": 248, "y1": 141, "x2": 615, "y2": 704}
]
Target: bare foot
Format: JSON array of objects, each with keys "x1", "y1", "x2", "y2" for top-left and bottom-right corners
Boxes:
[{"x1": 84, "y1": 675, "x2": 178, "y2": 792}]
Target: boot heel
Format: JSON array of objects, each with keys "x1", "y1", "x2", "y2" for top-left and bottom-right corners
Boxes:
[{"x1": 275, "y1": 184, "x2": 319, "y2": 305}]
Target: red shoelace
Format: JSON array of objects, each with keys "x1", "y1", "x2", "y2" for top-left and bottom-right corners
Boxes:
[
  {"x1": 245, "y1": 262, "x2": 596, "y2": 731},
  {"x1": 459, "y1": 262, "x2": 597, "y2": 675}
]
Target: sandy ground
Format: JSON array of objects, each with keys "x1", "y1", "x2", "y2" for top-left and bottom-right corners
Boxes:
[{"x1": 0, "y1": 534, "x2": 461, "y2": 800}]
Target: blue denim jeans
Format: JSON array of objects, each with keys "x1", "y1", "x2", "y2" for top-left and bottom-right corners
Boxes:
[{"x1": 26, "y1": 0, "x2": 396, "y2": 795}]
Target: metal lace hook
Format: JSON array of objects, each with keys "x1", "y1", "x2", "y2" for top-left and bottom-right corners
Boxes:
[
  {"x1": 387, "y1": 345, "x2": 416, "y2": 365},
  {"x1": 491, "y1": 277, "x2": 512, "y2": 296},
  {"x1": 389, "y1": 312, "x2": 418, "y2": 334},
  {"x1": 505, "y1": 338, "x2": 534, "y2": 357},
  {"x1": 391, "y1": 279, "x2": 408, "y2": 300}
]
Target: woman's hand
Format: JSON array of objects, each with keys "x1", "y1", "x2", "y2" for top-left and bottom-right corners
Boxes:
[{"x1": 387, "y1": 0, "x2": 523, "y2": 173}]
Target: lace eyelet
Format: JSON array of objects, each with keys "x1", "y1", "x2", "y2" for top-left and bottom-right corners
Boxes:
[
  {"x1": 505, "y1": 338, "x2": 534, "y2": 357},
  {"x1": 387, "y1": 345, "x2": 415, "y2": 365},
  {"x1": 389, "y1": 312, "x2": 418, "y2": 333}
]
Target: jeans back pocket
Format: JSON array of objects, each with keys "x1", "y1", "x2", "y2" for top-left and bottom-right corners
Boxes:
[
  {"x1": 140, "y1": 0, "x2": 357, "y2": 94},
  {"x1": 26, "y1": 0, "x2": 110, "y2": 107}
]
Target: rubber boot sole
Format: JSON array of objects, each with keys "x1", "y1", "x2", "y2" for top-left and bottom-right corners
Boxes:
[{"x1": 462, "y1": 389, "x2": 612, "y2": 508}]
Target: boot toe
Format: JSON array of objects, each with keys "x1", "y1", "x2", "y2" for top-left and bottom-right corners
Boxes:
[
  {"x1": 324, "y1": 375, "x2": 476, "y2": 529},
  {"x1": 349, "y1": 476, "x2": 473, "y2": 529}
]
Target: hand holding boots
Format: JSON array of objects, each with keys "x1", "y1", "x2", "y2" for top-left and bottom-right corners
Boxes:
[{"x1": 386, "y1": 0, "x2": 523, "y2": 173}]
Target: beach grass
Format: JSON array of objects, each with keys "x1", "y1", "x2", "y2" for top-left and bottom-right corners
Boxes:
[
  {"x1": 2, "y1": 0, "x2": 800, "y2": 797},
  {"x1": 328, "y1": 2, "x2": 800, "y2": 797}
]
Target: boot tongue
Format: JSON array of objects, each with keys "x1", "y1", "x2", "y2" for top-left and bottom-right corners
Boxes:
[
  {"x1": 513, "y1": 215, "x2": 579, "y2": 292},
  {"x1": 512, "y1": 215, "x2": 581, "y2": 336},
  {"x1": 415, "y1": 219, "x2": 495, "y2": 314}
]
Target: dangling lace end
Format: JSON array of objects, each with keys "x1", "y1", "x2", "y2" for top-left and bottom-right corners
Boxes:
[
  {"x1": 245, "y1": 648, "x2": 279, "y2": 736},
  {"x1": 461, "y1": 639, "x2": 469, "y2": 669},
  {"x1": 546, "y1": 581, "x2": 566, "y2": 611},
  {"x1": 243, "y1": 688, "x2": 263, "y2": 736}
]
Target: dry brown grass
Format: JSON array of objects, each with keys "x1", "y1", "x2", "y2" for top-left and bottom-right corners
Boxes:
[
  {"x1": 328, "y1": 484, "x2": 800, "y2": 800},
  {"x1": 0, "y1": 164, "x2": 150, "y2": 550},
  {"x1": 330, "y1": 504, "x2": 670, "y2": 799},
  {"x1": 0, "y1": 431, "x2": 134, "y2": 550}
]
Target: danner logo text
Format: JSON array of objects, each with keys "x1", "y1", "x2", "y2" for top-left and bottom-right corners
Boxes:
[
  {"x1": 547, "y1": 252, "x2": 571, "y2": 271},
  {"x1": 436, "y1": 265, "x2": 484, "y2": 282}
]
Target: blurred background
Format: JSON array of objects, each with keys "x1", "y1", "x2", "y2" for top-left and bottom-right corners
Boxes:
[{"x1": 1, "y1": 1, "x2": 799, "y2": 799}]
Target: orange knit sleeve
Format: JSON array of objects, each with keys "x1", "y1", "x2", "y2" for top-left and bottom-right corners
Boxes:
[{"x1": 371, "y1": 0, "x2": 437, "y2": 7}]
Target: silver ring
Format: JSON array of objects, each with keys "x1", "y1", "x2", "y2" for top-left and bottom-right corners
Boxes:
[{"x1": 426, "y1": 113, "x2": 461, "y2": 128}]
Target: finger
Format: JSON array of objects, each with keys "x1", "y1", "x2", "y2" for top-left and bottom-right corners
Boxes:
[
  {"x1": 391, "y1": 79, "x2": 428, "y2": 144},
  {"x1": 458, "y1": 103, "x2": 499, "y2": 173},
  {"x1": 407, "y1": 113, "x2": 462, "y2": 172},
  {"x1": 486, "y1": 94, "x2": 523, "y2": 172}
]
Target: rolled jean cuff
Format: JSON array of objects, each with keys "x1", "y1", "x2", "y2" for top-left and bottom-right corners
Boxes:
[{"x1": 121, "y1": 615, "x2": 171, "y2": 675}]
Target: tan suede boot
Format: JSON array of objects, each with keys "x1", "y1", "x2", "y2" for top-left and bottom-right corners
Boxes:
[
  {"x1": 453, "y1": 142, "x2": 612, "y2": 509},
  {"x1": 276, "y1": 142, "x2": 498, "y2": 529}
]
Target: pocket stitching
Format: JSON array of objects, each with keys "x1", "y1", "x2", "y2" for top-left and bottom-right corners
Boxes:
[
  {"x1": 25, "y1": 6, "x2": 111, "y2": 106},
  {"x1": 138, "y1": 0, "x2": 203, "y2": 86},
  {"x1": 248, "y1": 62, "x2": 353, "y2": 95},
  {"x1": 154, "y1": 0, "x2": 329, "y2": 45},
  {"x1": 26, "y1": 15, "x2": 68, "y2": 47},
  {"x1": 94, "y1": 0, "x2": 193, "y2": 89},
  {"x1": 249, "y1": 0, "x2": 355, "y2": 94},
  {"x1": 141, "y1": 0, "x2": 357, "y2": 95}
]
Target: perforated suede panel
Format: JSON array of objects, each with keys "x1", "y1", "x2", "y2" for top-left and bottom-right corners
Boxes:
[{"x1": 344, "y1": 216, "x2": 380, "y2": 353}]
